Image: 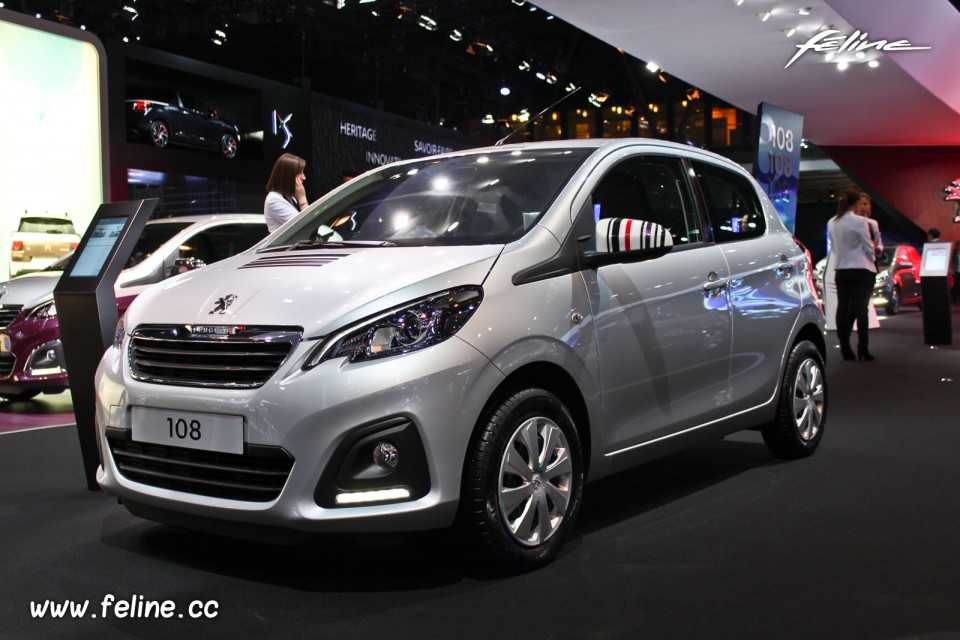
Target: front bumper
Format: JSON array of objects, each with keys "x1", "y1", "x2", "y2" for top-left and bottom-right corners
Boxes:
[{"x1": 95, "y1": 335, "x2": 504, "y2": 534}]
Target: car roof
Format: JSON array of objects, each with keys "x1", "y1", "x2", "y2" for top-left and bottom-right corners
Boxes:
[{"x1": 145, "y1": 214, "x2": 264, "y2": 226}]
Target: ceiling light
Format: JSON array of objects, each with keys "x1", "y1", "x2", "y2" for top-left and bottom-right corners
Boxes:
[
  {"x1": 359, "y1": 0, "x2": 377, "y2": 3},
  {"x1": 758, "y1": 11, "x2": 772, "y2": 21},
  {"x1": 565, "y1": 82, "x2": 578, "y2": 92},
  {"x1": 511, "y1": 0, "x2": 526, "y2": 5},
  {"x1": 545, "y1": 72, "x2": 557, "y2": 85},
  {"x1": 784, "y1": 27, "x2": 796, "y2": 37},
  {"x1": 418, "y1": 15, "x2": 437, "y2": 31},
  {"x1": 587, "y1": 94, "x2": 602, "y2": 108},
  {"x1": 645, "y1": 61, "x2": 659, "y2": 73},
  {"x1": 481, "y1": 114, "x2": 495, "y2": 124},
  {"x1": 837, "y1": 61, "x2": 848, "y2": 71},
  {"x1": 215, "y1": 29, "x2": 226, "y2": 39},
  {"x1": 450, "y1": 29, "x2": 462, "y2": 41},
  {"x1": 798, "y1": 7, "x2": 811, "y2": 15},
  {"x1": 518, "y1": 60, "x2": 531, "y2": 71},
  {"x1": 546, "y1": 15, "x2": 554, "y2": 20},
  {"x1": 535, "y1": 71, "x2": 546, "y2": 80},
  {"x1": 868, "y1": 60, "x2": 879, "y2": 68},
  {"x1": 212, "y1": 38, "x2": 223, "y2": 45},
  {"x1": 500, "y1": 86, "x2": 511, "y2": 96}
]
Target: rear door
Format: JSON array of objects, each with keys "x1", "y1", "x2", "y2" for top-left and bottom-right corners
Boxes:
[
  {"x1": 580, "y1": 153, "x2": 733, "y2": 453},
  {"x1": 691, "y1": 159, "x2": 803, "y2": 412}
]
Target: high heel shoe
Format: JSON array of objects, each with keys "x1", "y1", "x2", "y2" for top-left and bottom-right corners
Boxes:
[
  {"x1": 857, "y1": 348, "x2": 875, "y2": 362},
  {"x1": 840, "y1": 345, "x2": 856, "y2": 361}
]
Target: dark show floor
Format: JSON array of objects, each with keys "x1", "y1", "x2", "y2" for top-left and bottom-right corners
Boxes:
[{"x1": 2, "y1": 307, "x2": 959, "y2": 639}]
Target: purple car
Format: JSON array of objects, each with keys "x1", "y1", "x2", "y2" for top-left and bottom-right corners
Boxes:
[{"x1": 0, "y1": 214, "x2": 268, "y2": 402}]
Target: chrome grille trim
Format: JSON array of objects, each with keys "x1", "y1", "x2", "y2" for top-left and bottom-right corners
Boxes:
[
  {"x1": 0, "y1": 353, "x2": 15, "y2": 378},
  {"x1": 129, "y1": 325, "x2": 302, "y2": 388},
  {"x1": 0, "y1": 305, "x2": 23, "y2": 329}
]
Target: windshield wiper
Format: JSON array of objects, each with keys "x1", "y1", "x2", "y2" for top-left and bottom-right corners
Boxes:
[{"x1": 258, "y1": 239, "x2": 397, "y2": 253}]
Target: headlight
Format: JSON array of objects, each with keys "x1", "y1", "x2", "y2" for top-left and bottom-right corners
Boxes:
[
  {"x1": 875, "y1": 269, "x2": 890, "y2": 285},
  {"x1": 305, "y1": 287, "x2": 483, "y2": 368},
  {"x1": 113, "y1": 318, "x2": 125, "y2": 349},
  {"x1": 27, "y1": 301, "x2": 57, "y2": 319}
]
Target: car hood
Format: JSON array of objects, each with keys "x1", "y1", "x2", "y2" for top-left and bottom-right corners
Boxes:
[
  {"x1": 124, "y1": 245, "x2": 504, "y2": 337},
  {"x1": 0, "y1": 272, "x2": 61, "y2": 309}
]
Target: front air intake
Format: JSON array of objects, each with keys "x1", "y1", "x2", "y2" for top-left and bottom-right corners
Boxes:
[{"x1": 129, "y1": 325, "x2": 302, "y2": 388}]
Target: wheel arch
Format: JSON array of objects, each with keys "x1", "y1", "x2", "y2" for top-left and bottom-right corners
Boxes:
[{"x1": 464, "y1": 361, "x2": 592, "y2": 482}]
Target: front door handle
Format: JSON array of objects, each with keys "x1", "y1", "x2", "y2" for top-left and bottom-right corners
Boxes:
[{"x1": 703, "y1": 273, "x2": 728, "y2": 294}]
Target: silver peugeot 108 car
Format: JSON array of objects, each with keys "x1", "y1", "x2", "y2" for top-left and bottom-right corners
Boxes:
[{"x1": 94, "y1": 139, "x2": 827, "y2": 572}]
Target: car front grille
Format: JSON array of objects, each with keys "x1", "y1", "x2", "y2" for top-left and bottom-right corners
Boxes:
[
  {"x1": 0, "y1": 353, "x2": 14, "y2": 377},
  {"x1": 0, "y1": 305, "x2": 23, "y2": 329},
  {"x1": 129, "y1": 325, "x2": 302, "y2": 388},
  {"x1": 106, "y1": 428, "x2": 293, "y2": 502}
]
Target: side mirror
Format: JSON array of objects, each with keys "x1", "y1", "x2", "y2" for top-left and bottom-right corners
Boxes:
[
  {"x1": 175, "y1": 257, "x2": 206, "y2": 274},
  {"x1": 581, "y1": 218, "x2": 674, "y2": 267}
]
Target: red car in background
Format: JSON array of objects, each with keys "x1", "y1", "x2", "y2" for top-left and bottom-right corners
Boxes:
[
  {"x1": 0, "y1": 214, "x2": 267, "y2": 401},
  {"x1": 872, "y1": 244, "x2": 922, "y2": 315}
]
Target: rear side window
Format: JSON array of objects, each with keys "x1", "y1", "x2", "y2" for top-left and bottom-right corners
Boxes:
[
  {"x1": 591, "y1": 156, "x2": 701, "y2": 245},
  {"x1": 692, "y1": 161, "x2": 766, "y2": 243},
  {"x1": 17, "y1": 217, "x2": 77, "y2": 234}
]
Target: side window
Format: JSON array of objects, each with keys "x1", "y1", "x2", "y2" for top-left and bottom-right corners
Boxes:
[
  {"x1": 591, "y1": 156, "x2": 701, "y2": 245},
  {"x1": 692, "y1": 161, "x2": 766, "y2": 243}
]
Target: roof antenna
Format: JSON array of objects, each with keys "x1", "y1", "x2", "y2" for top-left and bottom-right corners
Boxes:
[{"x1": 495, "y1": 87, "x2": 582, "y2": 146}]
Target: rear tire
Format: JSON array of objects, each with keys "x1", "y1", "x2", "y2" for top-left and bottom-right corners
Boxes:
[
  {"x1": 762, "y1": 340, "x2": 826, "y2": 459},
  {"x1": 459, "y1": 388, "x2": 583, "y2": 574},
  {"x1": 149, "y1": 120, "x2": 169, "y2": 148},
  {"x1": 220, "y1": 133, "x2": 238, "y2": 158}
]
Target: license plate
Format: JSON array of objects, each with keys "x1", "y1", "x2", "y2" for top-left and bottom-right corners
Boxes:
[{"x1": 131, "y1": 407, "x2": 244, "y2": 454}]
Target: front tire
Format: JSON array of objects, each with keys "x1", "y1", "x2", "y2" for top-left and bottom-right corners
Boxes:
[
  {"x1": 761, "y1": 340, "x2": 826, "y2": 459},
  {"x1": 886, "y1": 285, "x2": 901, "y2": 315},
  {"x1": 460, "y1": 388, "x2": 584, "y2": 574}
]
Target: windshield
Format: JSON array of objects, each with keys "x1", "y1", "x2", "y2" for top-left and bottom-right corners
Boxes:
[
  {"x1": 876, "y1": 248, "x2": 896, "y2": 268},
  {"x1": 18, "y1": 217, "x2": 77, "y2": 234},
  {"x1": 125, "y1": 221, "x2": 192, "y2": 268},
  {"x1": 267, "y1": 148, "x2": 592, "y2": 248}
]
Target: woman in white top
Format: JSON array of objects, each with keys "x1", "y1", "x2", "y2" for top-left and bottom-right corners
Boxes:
[
  {"x1": 264, "y1": 153, "x2": 308, "y2": 233},
  {"x1": 827, "y1": 189, "x2": 878, "y2": 361}
]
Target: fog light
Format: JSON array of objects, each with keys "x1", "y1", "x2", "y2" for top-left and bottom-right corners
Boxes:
[{"x1": 373, "y1": 442, "x2": 398, "y2": 469}]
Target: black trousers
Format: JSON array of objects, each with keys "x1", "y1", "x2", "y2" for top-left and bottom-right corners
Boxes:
[{"x1": 835, "y1": 268, "x2": 875, "y2": 351}]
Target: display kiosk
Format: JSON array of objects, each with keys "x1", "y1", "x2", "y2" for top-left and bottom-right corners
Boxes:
[
  {"x1": 53, "y1": 199, "x2": 158, "y2": 490},
  {"x1": 919, "y1": 242, "x2": 954, "y2": 345}
]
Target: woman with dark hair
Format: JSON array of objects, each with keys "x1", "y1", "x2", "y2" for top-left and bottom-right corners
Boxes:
[
  {"x1": 264, "y1": 152, "x2": 308, "y2": 232},
  {"x1": 828, "y1": 189, "x2": 878, "y2": 361}
]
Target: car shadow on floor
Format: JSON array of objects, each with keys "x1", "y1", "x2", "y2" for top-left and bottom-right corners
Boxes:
[{"x1": 98, "y1": 437, "x2": 779, "y2": 590}]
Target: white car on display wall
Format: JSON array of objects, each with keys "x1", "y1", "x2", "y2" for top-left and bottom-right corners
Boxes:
[{"x1": 94, "y1": 139, "x2": 827, "y2": 573}]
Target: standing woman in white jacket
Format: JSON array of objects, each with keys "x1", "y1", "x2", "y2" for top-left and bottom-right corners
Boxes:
[
  {"x1": 264, "y1": 153, "x2": 308, "y2": 233},
  {"x1": 828, "y1": 189, "x2": 878, "y2": 361}
]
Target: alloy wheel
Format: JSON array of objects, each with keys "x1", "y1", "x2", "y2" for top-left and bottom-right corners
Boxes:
[
  {"x1": 792, "y1": 358, "x2": 825, "y2": 442},
  {"x1": 497, "y1": 416, "x2": 573, "y2": 547}
]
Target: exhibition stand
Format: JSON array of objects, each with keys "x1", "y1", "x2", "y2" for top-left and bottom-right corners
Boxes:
[{"x1": 53, "y1": 199, "x2": 158, "y2": 490}]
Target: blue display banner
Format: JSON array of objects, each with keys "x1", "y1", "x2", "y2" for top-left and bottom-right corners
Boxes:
[{"x1": 755, "y1": 102, "x2": 803, "y2": 232}]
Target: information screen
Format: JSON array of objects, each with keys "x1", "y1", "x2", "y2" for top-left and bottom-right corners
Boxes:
[
  {"x1": 68, "y1": 216, "x2": 128, "y2": 278},
  {"x1": 920, "y1": 243, "x2": 953, "y2": 278}
]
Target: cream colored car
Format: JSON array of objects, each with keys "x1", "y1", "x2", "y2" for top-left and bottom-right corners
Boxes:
[{"x1": 9, "y1": 213, "x2": 80, "y2": 277}]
